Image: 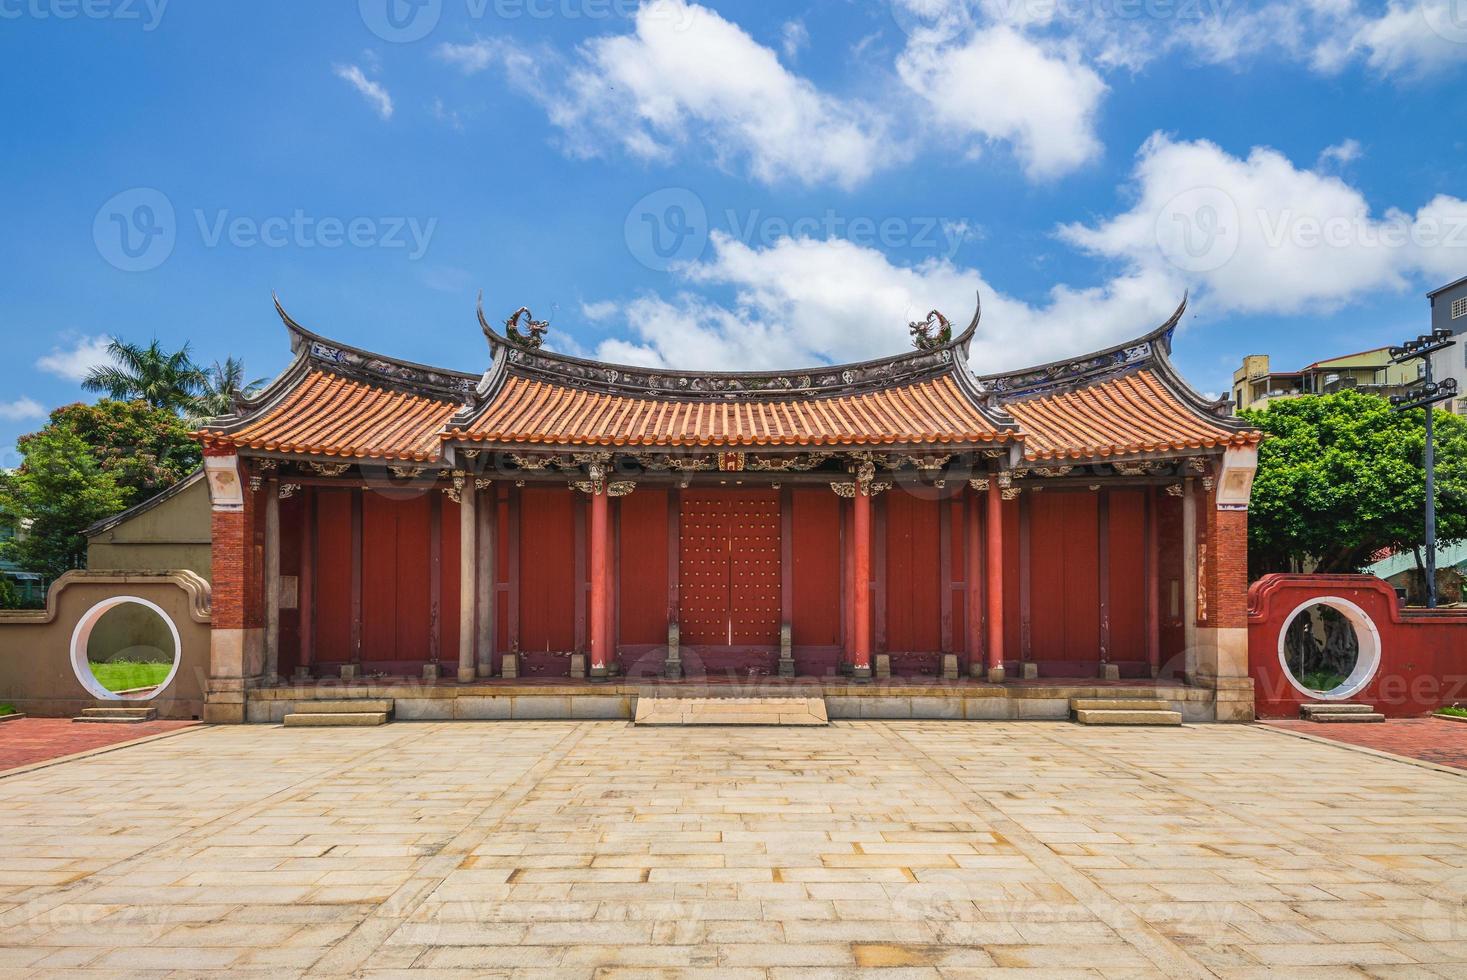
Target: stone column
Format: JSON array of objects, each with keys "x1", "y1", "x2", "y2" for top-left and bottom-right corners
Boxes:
[
  {"x1": 1182, "y1": 476, "x2": 1198, "y2": 684},
  {"x1": 985, "y1": 476, "x2": 1006, "y2": 683},
  {"x1": 1195, "y1": 447, "x2": 1258, "y2": 721},
  {"x1": 456, "y1": 471, "x2": 477, "y2": 683}
]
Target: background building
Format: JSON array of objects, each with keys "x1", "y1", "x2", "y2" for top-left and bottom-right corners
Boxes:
[
  {"x1": 0, "y1": 509, "x2": 45, "y2": 605},
  {"x1": 83, "y1": 470, "x2": 212, "y2": 581},
  {"x1": 1428, "y1": 275, "x2": 1467, "y2": 416},
  {"x1": 1233, "y1": 348, "x2": 1420, "y2": 412}
]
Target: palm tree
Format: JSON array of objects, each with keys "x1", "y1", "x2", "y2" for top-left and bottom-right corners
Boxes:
[
  {"x1": 82, "y1": 339, "x2": 205, "y2": 413},
  {"x1": 188, "y1": 358, "x2": 268, "y2": 427}
]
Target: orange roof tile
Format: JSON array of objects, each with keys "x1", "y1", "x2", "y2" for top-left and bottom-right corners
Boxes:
[
  {"x1": 1002, "y1": 370, "x2": 1259, "y2": 461},
  {"x1": 452, "y1": 374, "x2": 1003, "y2": 447},
  {"x1": 202, "y1": 370, "x2": 459, "y2": 461}
]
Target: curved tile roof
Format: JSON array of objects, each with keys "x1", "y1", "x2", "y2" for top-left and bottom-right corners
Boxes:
[
  {"x1": 1002, "y1": 369, "x2": 1260, "y2": 461},
  {"x1": 450, "y1": 374, "x2": 1005, "y2": 448},
  {"x1": 200, "y1": 370, "x2": 459, "y2": 461}
]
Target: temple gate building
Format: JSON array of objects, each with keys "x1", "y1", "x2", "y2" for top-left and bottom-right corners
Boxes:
[{"x1": 194, "y1": 296, "x2": 1261, "y2": 723}]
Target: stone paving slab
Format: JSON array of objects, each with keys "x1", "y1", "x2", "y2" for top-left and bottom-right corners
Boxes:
[
  {"x1": 1265, "y1": 717, "x2": 1467, "y2": 770},
  {"x1": 0, "y1": 722, "x2": 1464, "y2": 977}
]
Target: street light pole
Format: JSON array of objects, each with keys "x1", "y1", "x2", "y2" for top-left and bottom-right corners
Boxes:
[{"x1": 1390, "y1": 330, "x2": 1458, "y2": 609}]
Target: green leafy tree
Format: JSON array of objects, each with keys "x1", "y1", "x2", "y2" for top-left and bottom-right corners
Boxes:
[
  {"x1": 0, "y1": 575, "x2": 22, "y2": 611},
  {"x1": 0, "y1": 427, "x2": 130, "y2": 578},
  {"x1": 82, "y1": 338, "x2": 205, "y2": 412},
  {"x1": 188, "y1": 357, "x2": 267, "y2": 427},
  {"x1": 1243, "y1": 390, "x2": 1467, "y2": 578},
  {"x1": 46, "y1": 401, "x2": 200, "y2": 501}
]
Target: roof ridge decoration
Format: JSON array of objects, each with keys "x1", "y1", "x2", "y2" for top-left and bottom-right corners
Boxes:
[
  {"x1": 475, "y1": 291, "x2": 986, "y2": 401},
  {"x1": 274, "y1": 293, "x2": 478, "y2": 401},
  {"x1": 975, "y1": 295, "x2": 1188, "y2": 402}
]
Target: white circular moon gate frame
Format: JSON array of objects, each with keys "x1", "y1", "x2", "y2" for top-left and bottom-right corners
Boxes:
[
  {"x1": 68, "y1": 596, "x2": 182, "y2": 702},
  {"x1": 1276, "y1": 595, "x2": 1382, "y2": 702}
]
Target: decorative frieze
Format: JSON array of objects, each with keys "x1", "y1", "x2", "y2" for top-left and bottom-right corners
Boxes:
[
  {"x1": 279, "y1": 484, "x2": 301, "y2": 500},
  {"x1": 309, "y1": 462, "x2": 352, "y2": 477}
]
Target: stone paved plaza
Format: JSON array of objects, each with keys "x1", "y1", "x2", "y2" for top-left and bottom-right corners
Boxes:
[{"x1": 1, "y1": 721, "x2": 1466, "y2": 978}]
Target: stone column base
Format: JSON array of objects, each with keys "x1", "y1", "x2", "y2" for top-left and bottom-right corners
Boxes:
[
  {"x1": 501, "y1": 653, "x2": 519, "y2": 680},
  {"x1": 1100, "y1": 663, "x2": 1120, "y2": 680},
  {"x1": 851, "y1": 665, "x2": 872, "y2": 683},
  {"x1": 987, "y1": 666, "x2": 1006, "y2": 683},
  {"x1": 418, "y1": 664, "x2": 435, "y2": 681},
  {"x1": 1020, "y1": 662, "x2": 1038, "y2": 680},
  {"x1": 941, "y1": 654, "x2": 958, "y2": 681},
  {"x1": 457, "y1": 667, "x2": 476, "y2": 683},
  {"x1": 570, "y1": 654, "x2": 587, "y2": 680}
]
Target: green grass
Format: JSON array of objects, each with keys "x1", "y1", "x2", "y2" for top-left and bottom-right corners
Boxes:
[
  {"x1": 1299, "y1": 671, "x2": 1346, "y2": 693},
  {"x1": 1438, "y1": 706, "x2": 1467, "y2": 718},
  {"x1": 88, "y1": 660, "x2": 172, "y2": 693},
  {"x1": 0, "y1": 704, "x2": 15, "y2": 717}
]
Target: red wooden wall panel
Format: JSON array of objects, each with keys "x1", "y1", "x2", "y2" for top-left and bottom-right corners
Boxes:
[
  {"x1": 884, "y1": 492, "x2": 942, "y2": 652},
  {"x1": 518, "y1": 488, "x2": 576, "y2": 652},
  {"x1": 1002, "y1": 496, "x2": 1022, "y2": 659},
  {"x1": 361, "y1": 492, "x2": 401, "y2": 663},
  {"x1": 440, "y1": 496, "x2": 461, "y2": 668},
  {"x1": 496, "y1": 486, "x2": 511, "y2": 655},
  {"x1": 1107, "y1": 490, "x2": 1148, "y2": 663},
  {"x1": 312, "y1": 490, "x2": 354, "y2": 665},
  {"x1": 1029, "y1": 491, "x2": 1102, "y2": 668},
  {"x1": 276, "y1": 492, "x2": 303, "y2": 675},
  {"x1": 791, "y1": 489, "x2": 840, "y2": 647},
  {"x1": 618, "y1": 489, "x2": 669, "y2": 644}
]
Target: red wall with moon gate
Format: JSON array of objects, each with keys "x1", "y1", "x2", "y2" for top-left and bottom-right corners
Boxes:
[{"x1": 1250, "y1": 574, "x2": 1467, "y2": 718}]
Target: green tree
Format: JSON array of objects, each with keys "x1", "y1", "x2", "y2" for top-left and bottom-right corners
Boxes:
[
  {"x1": 0, "y1": 427, "x2": 130, "y2": 578},
  {"x1": 0, "y1": 575, "x2": 22, "y2": 611},
  {"x1": 188, "y1": 357, "x2": 267, "y2": 427},
  {"x1": 82, "y1": 338, "x2": 205, "y2": 412},
  {"x1": 46, "y1": 401, "x2": 200, "y2": 501},
  {"x1": 1243, "y1": 390, "x2": 1467, "y2": 578}
]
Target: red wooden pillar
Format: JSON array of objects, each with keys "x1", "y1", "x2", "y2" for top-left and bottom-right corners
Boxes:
[
  {"x1": 589, "y1": 487, "x2": 611, "y2": 679},
  {"x1": 985, "y1": 479, "x2": 1006, "y2": 682},
  {"x1": 852, "y1": 488, "x2": 873, "y2": 680}
]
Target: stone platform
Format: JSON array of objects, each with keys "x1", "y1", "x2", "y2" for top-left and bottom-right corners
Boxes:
[
  {"x1": 634, "y1": 697, "x2": 829, "y2": 726},
  {"x1": 243, "y1": 676, "x2": 1246, "y2": 724}
]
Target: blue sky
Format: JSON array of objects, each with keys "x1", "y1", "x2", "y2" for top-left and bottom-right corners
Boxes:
[{"x1": 2, "y1": 0, "x2": 1465, "y2": 464}]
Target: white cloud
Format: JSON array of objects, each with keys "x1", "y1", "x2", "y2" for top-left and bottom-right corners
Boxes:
[
  {"x1": 1317, "y1": 138, "x2": 1363, "y2": 169},
  {"x1": 1059, "y1": 134, "x2": 1467, "y2": 316},
  {"x1": 334, "y1": 64, "x2": 394, "y2": 120},
  {"x1": 474, "y1": 1, "x2": 898, "y2": 189},
  {"x1": 1348, "y1": 0, "x2": 1467, "y2": 77},
  {"x1": 897, "y1": 25, "x2": 1107, "y2": 180},
  {"x1": 781, "y1": 19, "x2": 809, "y2": 61},
  {"x1": 589, "y1": 232, "x2": 1179, "y2": 373},
  {"x1": 36, "y1": 335, "x2": 114, "y2": 382},
  {"x1": 436, "y1": 38, "x2": 500, "y2": 74},
  {"x1": 0, "y1": 397, "x2": 45, "y2": 422}
]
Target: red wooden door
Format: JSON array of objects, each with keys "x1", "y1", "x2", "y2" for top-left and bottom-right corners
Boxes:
[{"x1": 679, "y1": 491, "x2": 781, "y2": 647}]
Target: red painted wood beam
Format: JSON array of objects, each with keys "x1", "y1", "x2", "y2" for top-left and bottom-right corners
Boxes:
[
  {"x1": 985, "y1": 479, "x2": 1005, "y2": 682},
  {"x1": 852, "y1": 490, "x2": 872, "y2": 679},
  {"x1": 589, "y1": 488, "x2": 610, "y2": 678},
  {"x1": 350, "y1": 489, "x2": 363, "y2": 667}
]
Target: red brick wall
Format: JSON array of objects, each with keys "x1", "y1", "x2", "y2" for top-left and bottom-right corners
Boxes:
[
  {"x1": 208, "y1": 456, "x2": 262, "y2": 632},
  {"x1": 1214, "y1": 509, "x2": 1249, "y2": 629}
]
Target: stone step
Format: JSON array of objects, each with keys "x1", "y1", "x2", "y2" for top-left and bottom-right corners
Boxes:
[
  {"x1": 634, "y1": 697, "x2": 828, "y2": 726},
  {"x1": 292, "y1": 699, "x2": 394, "y2": 716},
  {"x1": 1306, "y1": 712, "x2": 1386, "y2": 723},
  {"x1": 1300, "y1": 703, "x2": 1375, "y2": 717},
  {"x1": 1073, "y1": 709, "x2": 1182, "y2": 726},
  {"x1": 1071, "y1": 699, "x2": 1172, "y2": 713},
  {"x1": 73, "y1": 707, "x2": 156, "y2": 724},
  {"x1": 283, "y1": 711, "x2": 390, "y2": 728}
]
